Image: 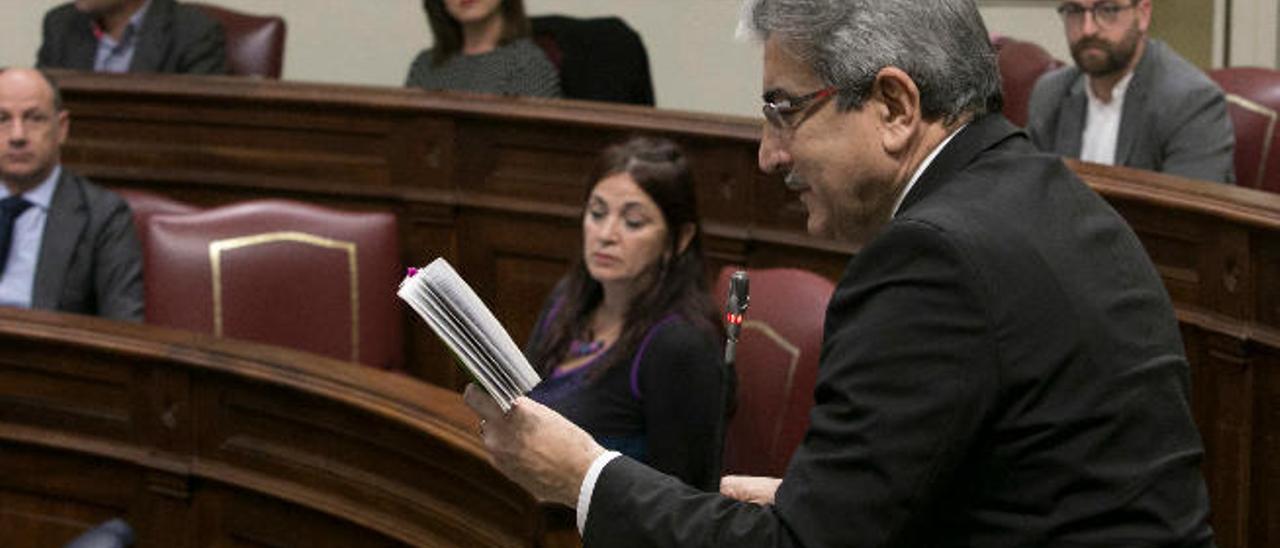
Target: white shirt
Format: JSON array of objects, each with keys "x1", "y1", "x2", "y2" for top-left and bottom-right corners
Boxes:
[
  {"x1": 574, "y1": 124, "x2": 968, "y2": 534},
  {"x1": 0, "y1": 166, "x2": 60, "y2": 309},
  {"x1": 1079, "y1": 72, "x2": 1134, "y2": 166}
]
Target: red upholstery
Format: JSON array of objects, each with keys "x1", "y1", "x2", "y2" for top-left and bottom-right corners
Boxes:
[
  {"x1": 144, "y1": 200, "x2": 403, "y2": 370},
  {"x1": 190, "y1": 3, "x2": 286, "y2": 78},
  {"x1": 114, "y1": 188, "x2": 198, "y2": 248},
  {"x1": 992, "y1": 35, "x2": 1065, "y2": 127},
  {"x1": 1208, "y1": 67, "x2": 1280, "y2": 193},
  {"x1": 715, "y1": 266, "x2": 834, "y2": 477}
]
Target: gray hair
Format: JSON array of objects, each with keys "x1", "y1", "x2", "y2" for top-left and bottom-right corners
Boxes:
[{"x1": 743, "y1": 0, "x2": 1002, "y2": 124}]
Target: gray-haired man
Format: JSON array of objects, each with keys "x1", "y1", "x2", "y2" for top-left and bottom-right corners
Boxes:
[{"x1": 466, "y1": 1, "x2": 1215, "y2": 546}]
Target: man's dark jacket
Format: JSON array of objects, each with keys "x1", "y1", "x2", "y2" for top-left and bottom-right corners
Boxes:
[
  {"x1": 584, "y1": 113, "x2": 1214, "y2": 547},
  {"x1": 37, "y1": 0, "x2": 225, "y2": 74}
]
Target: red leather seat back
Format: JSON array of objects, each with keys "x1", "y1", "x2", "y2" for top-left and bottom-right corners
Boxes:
[
  {"x1": 114, "y1": 188, "x2": 198, "y2": 248},
  {"x1": 715, "y1": 266, "x2": 834, "y2": 477},
  {"x1": 189, "y1": 3, "x2": 286, "y2": 78},
  {"x1": 145, "y1": 199, "x2": 403, "y2": 370},
  {"x1": 1208, "y1": 67, "x2": 1280, "y2": 192},
  {"x1": 992, "y1": 35, "x2": 1065, "y2": 127}
]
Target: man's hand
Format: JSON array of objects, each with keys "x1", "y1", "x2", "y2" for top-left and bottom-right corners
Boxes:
[
  {"x1": 720, "y1": 475, "x2": 783, "y2": 505},
  {"x1": 463, "y1": 384, "x2": 606, "y2": 507}
]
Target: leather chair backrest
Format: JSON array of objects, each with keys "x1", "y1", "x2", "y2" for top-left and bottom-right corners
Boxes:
[
  {"x1": 189, "y1": 3, "x2": 286, "y2": 78},
  {"x1": 530, "y1": 15, "x2": 654, "y2": 106},
  {"x1": 715, "y1": 266, "x2": 834, "y2": 477},
  {"x1": 992, "y1": 35, "x2": 1065, "y2": 128},
  {"x1": 113, "y1": 188, "x2": 198, "y2": 248},
  {"x1": 1208, "y1": 67, "x2": 1280, "y2": 193},
  {"x1": 144, "y1": 199, "x2": 403, "y2": 370}
]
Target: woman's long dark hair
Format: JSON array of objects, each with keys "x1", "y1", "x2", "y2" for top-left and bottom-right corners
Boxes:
[
  {"x1": 422, "y1": 0, "x2": 532, "y2": 66},
  {"x1": 529, "y1": 136, "x2": 721, "y2": 381}
]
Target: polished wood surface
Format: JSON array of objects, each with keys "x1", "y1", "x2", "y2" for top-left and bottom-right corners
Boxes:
[
  {"x1": 0, "y1": 307, "x2": 553, "y2": 547},
  {"x1": 40, "y1": 72, "x2": 1280, "y2": 547}
]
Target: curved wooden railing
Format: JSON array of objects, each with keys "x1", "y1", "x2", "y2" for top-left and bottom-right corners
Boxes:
[{"x1": 0, "y1": 307, "x2": 548, "y2": 547}]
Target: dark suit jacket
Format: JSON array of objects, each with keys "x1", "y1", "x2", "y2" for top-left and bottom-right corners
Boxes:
[
  {"x1": 1026, "y1": 39, "x2": 1234, "y2": 184},
  {"x1": 583, "y1": 114, "x2": 1213, "y2": 547},
  {"x1": 36, "y1": 0, "x2": 226, "y2": 74},
  {"x1": 33, "y1": 169, "x2": 143, "y2": 322}
]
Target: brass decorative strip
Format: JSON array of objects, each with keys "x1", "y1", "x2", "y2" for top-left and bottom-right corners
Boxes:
[
  {"x1": 1225, "y1": 93, "x2": 1277, "y2": 188},
  {"x1": 209, "y1": 231, "x2": 360, "y2": 362}
]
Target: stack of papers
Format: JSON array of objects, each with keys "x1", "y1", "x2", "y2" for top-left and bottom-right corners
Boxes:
[{"x1": 397, "y1": 258, "x2": 540, "y2": 412}]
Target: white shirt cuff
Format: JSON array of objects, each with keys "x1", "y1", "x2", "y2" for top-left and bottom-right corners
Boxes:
[{"x1": 576, "y1": 450, "x2": 622, "y2": 534}]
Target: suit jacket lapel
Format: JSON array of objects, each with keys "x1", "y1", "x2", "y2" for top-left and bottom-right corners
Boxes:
[
  {"x1": 1056, "y1": 77, "x2": 1087, "y2": 158},
  {"x1": 130, "y1": 0, "x2": 172, "y2": 72},
  {"x1": 32, "y1": 171, "x2": 86, "y2": 310},
  {"x1": 66, "y1": 11, "x2": 99, "y2": 71},
  {"x1": 897, "y1": 114, "x2": 1023, "y2": 215},
  {"x1": 1115, "y1": 39, "x2": 1155, "y2": 167}
]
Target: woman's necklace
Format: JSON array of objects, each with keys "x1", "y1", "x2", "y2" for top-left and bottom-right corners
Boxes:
[
  {"x1": 568, "y1": 314, "x2": 621, "y2": 359},
  {"x1": 567, "y1": 338, "x2": 605, "y2": 358}
]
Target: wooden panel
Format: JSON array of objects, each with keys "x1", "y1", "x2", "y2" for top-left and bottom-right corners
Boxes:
[
  {"x1": 35, "y1": 73, "x2": 1280, "y2": 548},
  {"x1": 0, "y1": 308, "x2": 550, "y2": 547}
]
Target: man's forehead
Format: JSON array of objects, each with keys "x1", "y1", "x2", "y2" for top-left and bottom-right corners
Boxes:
[
  {"x1": 762, "y1": 37, "x2": 820, "y2": 91},
  {"x1": 0, "y1": 74, "x2": 55, "y2": 110}
]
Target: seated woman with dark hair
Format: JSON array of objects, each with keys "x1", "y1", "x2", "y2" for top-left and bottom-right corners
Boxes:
[
  {"x1": 406, "y1": 0, "x2": 561, "y2": 98},
  {"x1": 525, "y1": 137, "x2": 729, "y2": 491}
]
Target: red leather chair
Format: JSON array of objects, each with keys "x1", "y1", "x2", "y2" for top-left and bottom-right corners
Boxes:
[
  {"x1": 715, "y1": 266, "x2": 834, "y2": 477},
  {"x1": 1208, "y1": 67, "x2": 1280, "y2": 193},
  {"x1": 189, "y1": 3, "x2": 286, "y2": 78},
  {"x1": 144, "y1": 200, "x2": 403, "y2": 370},
  {"x1": 991, "y1": 35, "x2": 1065, "y2": 127},
  {"x1": 113, "y1": 188, "x2": 198, "y2": 248}
]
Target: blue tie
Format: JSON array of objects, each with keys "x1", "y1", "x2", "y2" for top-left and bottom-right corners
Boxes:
[{"x1": 0, "y1": 195, "x2": 33, "y2": 279}]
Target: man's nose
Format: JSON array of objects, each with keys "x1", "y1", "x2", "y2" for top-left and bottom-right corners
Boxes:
[
  {"x1": 758, "y1": 125, "x2": 791, "y2": 175},
  {"x1": 7, "y1": 120, "x2": 26, "y2": 143},
  {"x1": 1080, "y1": 10, "x2": 1099, "y2": 35}
]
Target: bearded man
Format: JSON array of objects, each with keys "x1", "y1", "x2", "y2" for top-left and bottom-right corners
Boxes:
[{"x1": 1027, "y1": 0, "x2": 1235, "y2": 184}]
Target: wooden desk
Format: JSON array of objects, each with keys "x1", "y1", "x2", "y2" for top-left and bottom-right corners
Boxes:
[
  {"x1": 47, "y1": 72, "x2": 1280, "y2": 548},
  {"x1": 0, "y1": 307, "x2": 547, "y2": 547}
]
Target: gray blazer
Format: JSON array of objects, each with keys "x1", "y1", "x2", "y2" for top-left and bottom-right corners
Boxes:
[
  {"x1": 33, "y1": 169, "x2": 143, "y2": 322},
  {"x1": 36, "y1": 0, "x2": 226, "y2": 74},
  {"x1": 1027, "y1": 39, "x2": 1235, "y2": 184}
]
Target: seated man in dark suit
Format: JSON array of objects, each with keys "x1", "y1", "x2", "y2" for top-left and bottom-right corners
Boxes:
[
  {"x1": 463, "y1": 0, "x2": 1215, "y2": 546},
  {"x1": 0, "y1": 68, "x2": 142, "y2": 322},
  {"x1": 37, "y1": 0, "x2": 226, "y2": 74},
  {"x1": 1027, "y1": 0, "x2": 1235, "y2": 183}
]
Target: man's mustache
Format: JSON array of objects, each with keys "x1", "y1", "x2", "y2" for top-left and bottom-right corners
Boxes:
[{"x1": 1071, "y1": 37, "x2": 1112, "y2": 55}]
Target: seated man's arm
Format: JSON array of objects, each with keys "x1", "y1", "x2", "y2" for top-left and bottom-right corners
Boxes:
[
  {"x1": 177, "y1": 17, "x2": 228, "y2": 75},
  {"x1": 92, "y1": 199, "x2": 144, "y2": 322},
  {"x1": 1159, "y1": 84, "x2": 1236, "y2": 184}
]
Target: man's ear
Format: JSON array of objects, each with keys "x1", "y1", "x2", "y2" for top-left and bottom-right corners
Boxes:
[
  {"x1": 871, "y1": 66, "x2": 920, "y2": 155},
  {"x1": 55, "y1": 110, "x2": 69, "y2": 146},
  {"x1": 676, "y1": 223, "x2": 696, "y2": 255},
  {"x1": 1136, "y1": 0, "x2": 1153, "y2": 32}
]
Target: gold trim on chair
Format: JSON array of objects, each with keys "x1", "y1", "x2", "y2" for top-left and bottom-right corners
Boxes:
[
  {"x1": 209, "y1": 231, "x2": 360, "y2": 362},
  {"x1": 741, "y1": 319, "x2": 801, "y2": 455},
  {"x1": 1225, "y1": 93, "x2": 1277, "y2": 188}
]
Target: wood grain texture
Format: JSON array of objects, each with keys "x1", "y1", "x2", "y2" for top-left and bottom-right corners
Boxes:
[
  {"x1": 0, "y1": 308, "x2": 547, "y2": 547},
  {"x1": 30, "y1": 71, "x2": 1280, "y2": 547}
]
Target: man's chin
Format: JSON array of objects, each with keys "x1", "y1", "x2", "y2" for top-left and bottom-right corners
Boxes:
[{"x1": 0, "y1": 169, "x2": 49, "y2": 190}]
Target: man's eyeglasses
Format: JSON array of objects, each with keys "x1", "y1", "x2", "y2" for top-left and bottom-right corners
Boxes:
[
  {"x1": 1056, "y1": 2, "x2": 1136, "y2": 28},
  {"x1": 762, "y1": 86, "x2": 837, "y2": 131}
]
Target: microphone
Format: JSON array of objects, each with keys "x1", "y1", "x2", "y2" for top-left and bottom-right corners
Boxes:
[{"x1": 724, "y1": 270, "x2": 749, "y2": 365}]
